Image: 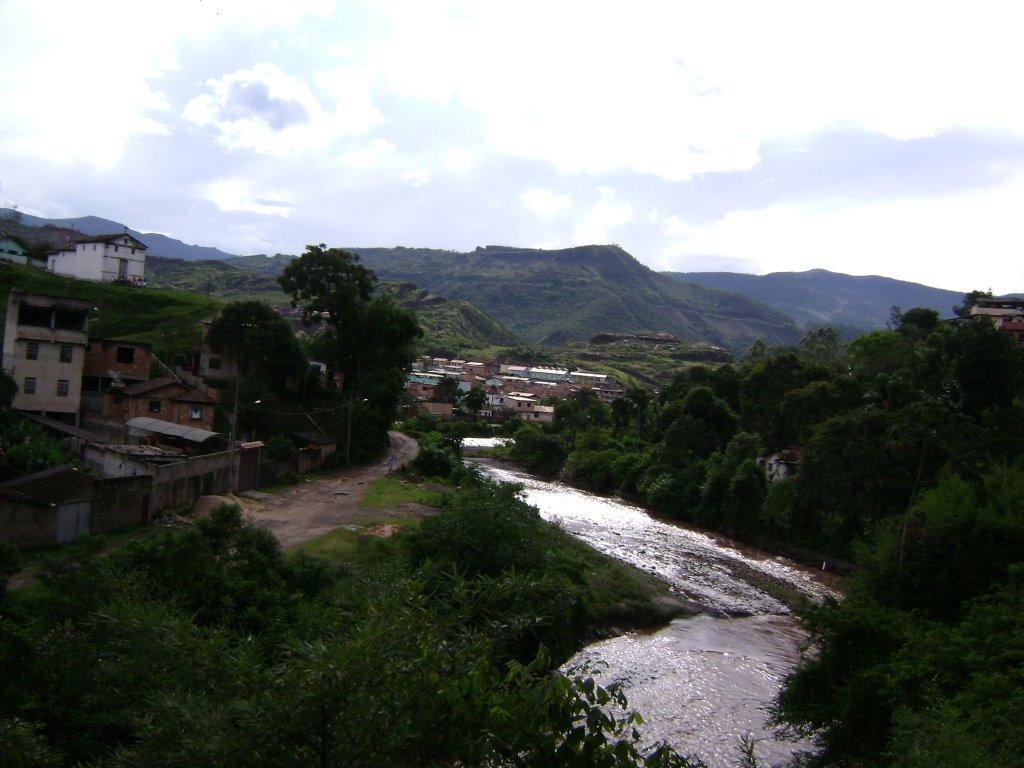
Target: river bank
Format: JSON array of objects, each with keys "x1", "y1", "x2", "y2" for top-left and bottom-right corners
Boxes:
[
  {"x1": 468, "y1": 453, "x2": 844, "y2": 613},
  {"x1": 471, "y1": 458, "x2": 836, "y2": 767}
]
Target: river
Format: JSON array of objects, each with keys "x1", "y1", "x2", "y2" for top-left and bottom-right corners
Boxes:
[{"x1": 475, "y1": 460, "x2": 836, "y2": 767}]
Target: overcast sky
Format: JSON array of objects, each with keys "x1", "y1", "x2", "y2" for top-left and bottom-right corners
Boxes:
[{"x1": 2, "y1": 0, "x2": 1022, "y2": 293}]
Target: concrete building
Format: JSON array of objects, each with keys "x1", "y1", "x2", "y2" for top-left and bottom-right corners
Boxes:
[
  {"x1": 46, "y1": 233, "x2": 147, "y2": 284},
  {"x1": 2, "y1": 290, "x2": 90, "y2": 425}
]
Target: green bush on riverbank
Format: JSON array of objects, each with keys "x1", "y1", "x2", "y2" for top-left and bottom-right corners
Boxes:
[{"x1": 0, "y1": 477, "x2": 696, "y2": 767}]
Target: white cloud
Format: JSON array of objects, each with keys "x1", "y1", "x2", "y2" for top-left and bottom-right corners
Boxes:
[
  {"x1": 402, "y1": 168, "x2": 431, "y2": 187},
  {"x1": 521, "y1": 189, "x2": 572, "y2": 217},
  {"x1": 0, "y1": 0, "x2": 333, "y2": 168},
  {"x1": 202, "y1": 179, "x2": 291, "y2": 217},
  {"x1": 573, "y1": 187, "x2": 633, "y2": 245},
  {"x1": 184, "y1": 63, "x2": 383, "y2": 155},
  {"x1": 659, "y1": 178, "x2": 1024, "y2": 294}
]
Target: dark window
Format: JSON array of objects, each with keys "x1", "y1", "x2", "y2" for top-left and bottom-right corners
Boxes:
[
  {"x1": 18, "y1": 305, "x2": 51, "y2": 327},
  {"x1": 57, "y1": 379, "x2": 69, "y2": 397},
  {"x1": 149, "y1": 400, "x2": 161, "y2": 413},
  {"x1": 54, "y1": 309, "x2": 87, "y2": 330},
  {"x1": 190, "y1": 405, "x2": 202, "y2": 420},
  {"x1": 23, "y1": 377, "x2": 36, "y2": 395},
  {"x1": 60, "y1": 345, "x2": 73, "y2": 363},
  {"x1": 116, "y1": 346, "x2": 135, "y2": 364},
  {"x1": 26, "y1": 341, "x2": 38, "y2": 360},
  {"x1": 208, "y1": 357, "x2": 222, "y2": 370}
]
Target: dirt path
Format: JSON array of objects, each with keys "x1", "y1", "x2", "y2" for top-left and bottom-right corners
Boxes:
[{"x1": 195, "y1": 431, "x2": 420, "y2": 549}]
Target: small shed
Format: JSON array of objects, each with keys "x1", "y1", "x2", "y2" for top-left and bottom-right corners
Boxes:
[
  {"x1": 290, "y1": 431, "x2": 339, "y2": 462},
  {"x1": 0, "y1": 465, "x2": 94, "y2": 547}
]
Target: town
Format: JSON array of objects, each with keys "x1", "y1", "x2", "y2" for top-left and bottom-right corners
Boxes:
[{"x1": 0, "y1": 230, "x2": 635, "y2": 549}]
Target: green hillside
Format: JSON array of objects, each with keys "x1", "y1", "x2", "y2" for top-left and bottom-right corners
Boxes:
[
  {"x1": 383, "y1": 282, "x2": 521, "y2": 354},
  {"x1": 345, "y1": 245, "x2": 800, "y2": 355},
  {"x1": 145, "y1": 255, "x2": 522, "y2": 353},
  {"x1": 145, "y1": 255, "x2": 287, "y2": 305},
  {"x1": 666, "y1": 269, "x2": 965, "y2": 333},
  {"x1": 0, "y1": 262, "x2": 220, "y2": 357}
]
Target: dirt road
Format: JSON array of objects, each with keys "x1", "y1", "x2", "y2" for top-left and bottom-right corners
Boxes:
[{"x1": 197, "y1": 431, "x2": 420, "y2": 549}]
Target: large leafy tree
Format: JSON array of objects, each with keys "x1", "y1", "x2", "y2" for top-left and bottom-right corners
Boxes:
[
  {"x1": 279, "y1": 245, "x2": 421, "y2": 462},
  {"x1": 278, "y1": 244, "x2": 377, "y2": 328},
  {"x1": 207, "y1": 300, "x2": 307, "y2": 394}
]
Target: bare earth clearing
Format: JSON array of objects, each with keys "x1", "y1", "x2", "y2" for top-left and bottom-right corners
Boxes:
[{"x1": 194, "y1": 431, "x2": 421, "y2": 549}]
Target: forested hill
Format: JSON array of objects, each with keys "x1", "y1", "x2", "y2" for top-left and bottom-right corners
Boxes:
[
  {"x1": 338, "y1": 245, "x2": 801, "y2": 354},
  {"x1": 666, "y1": 269, "x2": 965, "y2": 334}
]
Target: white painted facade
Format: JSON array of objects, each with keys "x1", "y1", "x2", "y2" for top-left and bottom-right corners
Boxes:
[{"x1": 47, "y1": 234, "x2": 147, "y2": 284}]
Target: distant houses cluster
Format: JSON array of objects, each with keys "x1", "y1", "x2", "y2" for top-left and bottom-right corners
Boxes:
[{"x1": 406, "y1": 356, "x2": 624, "y2": 424}]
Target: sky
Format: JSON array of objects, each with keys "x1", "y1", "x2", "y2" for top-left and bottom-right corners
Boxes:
[{"x1": 1, "y1": 0, "x2": 1022, "y2": 294}]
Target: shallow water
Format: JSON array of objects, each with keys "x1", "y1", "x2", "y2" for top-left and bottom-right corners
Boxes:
[{"x1": 478, "y1": 463, "x2": 831, "y2": 767}]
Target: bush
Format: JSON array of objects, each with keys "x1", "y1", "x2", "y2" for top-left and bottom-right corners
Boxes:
[{"x1": 265, "y1": 433, "x2": 297, "y2": 462}]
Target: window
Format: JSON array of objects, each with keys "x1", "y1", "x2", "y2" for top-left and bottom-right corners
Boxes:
[
  {"x1": 59, "y1": 344, "x2": 73, "y2": 363},
  {"x1": 26, "y1": 341, "x2": 38, "y2": 360},
  {"x1": 116, "y1": 346, "x2": 135, "y2": 364},
  {"x1": 23, "y1": 377, "x2": 36, "y2": 395},
  {"x1": 190, "y1": 405, "x2": 202, "y2": 420},
  {"x1": 57, "y1": 379, "x2": 69, "y2": 397},
  {"x1": 148, "y1": 400, "x2": 161, "y2": 413},
  {"x1": 208, "y1": 357, "x2": 222, "y2": 370}
]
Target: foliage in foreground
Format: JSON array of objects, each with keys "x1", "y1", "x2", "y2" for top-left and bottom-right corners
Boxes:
[{"x1": 0, "y1": 492, "x2": 705, "y2": 767}]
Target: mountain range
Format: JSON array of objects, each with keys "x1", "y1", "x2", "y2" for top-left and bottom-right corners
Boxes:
[{"x1": 2, "y1": 210, "x2": 974, "y2": 355}]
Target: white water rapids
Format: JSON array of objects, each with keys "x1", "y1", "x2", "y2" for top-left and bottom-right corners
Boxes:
[{"x1": 475, "y1": 460, "x2": 837, "y2": 767}]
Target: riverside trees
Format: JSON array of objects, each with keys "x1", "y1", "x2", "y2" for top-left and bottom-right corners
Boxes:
[{"x1": 506, "y1": 308, "x2": 1024, "y2": 766}]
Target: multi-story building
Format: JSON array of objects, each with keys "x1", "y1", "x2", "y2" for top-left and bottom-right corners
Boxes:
[
  {"x1": 1, "y1": 290, "x2": 90, "y2": 425},
  {"x1": 46, "y1": 233, "x2": 147, "y2": 284}
]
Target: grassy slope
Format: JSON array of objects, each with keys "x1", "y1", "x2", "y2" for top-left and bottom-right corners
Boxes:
[{"x1": 0, "y1": 262, "x2": 220, "y2": 345}]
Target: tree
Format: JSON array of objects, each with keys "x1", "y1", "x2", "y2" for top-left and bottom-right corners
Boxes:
[
  {"x1": 277, "y1": 244, "x2": 376, "y2": 329},
  {"x1": 464, "y1": 386, "x2": 486, "y2": 417},
  {"x1": 797, "y1": 326, "x2": 843, "y2": 363},
  {"x1": 0, "y1": 368, "x2": 16, "y2": 411},
  {"x1": 278, "y1": 247, "x2": 421, "y2": 462},
  {"x1": 431, "y1": 376, "x2": 462, "y2": 405},
  {"x1": 207, "y1": 300, "x2": 306, "y2": 394},
  {"x1": 896, "y1": 307, "x2": 941, "y2": 340}
]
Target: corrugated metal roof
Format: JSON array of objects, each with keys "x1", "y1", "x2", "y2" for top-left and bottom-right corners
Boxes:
[
  {"x1": 0, "y1": 465, "x2": 93, "y2": 506},
  {"x1": 125, "y1": 417, "x2": 222, "y2": 444}
]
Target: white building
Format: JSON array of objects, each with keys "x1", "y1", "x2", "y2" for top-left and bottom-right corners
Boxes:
[{"x1": 47, "y1": 233, "x2": 147, "y2": 284}]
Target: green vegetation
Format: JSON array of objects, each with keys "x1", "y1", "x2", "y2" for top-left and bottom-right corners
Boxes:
[
  {"x1": 359, "y1": 473, "x2": 446, "y2": 508},
  {"x1": 279, "y1": 245, "x2": 422, "y2": 463},
  {"x1": 0, "y1": 477, "x2": 699, "y2": 767},
  {"x1": 348, "y1": 244, "x2": 800, "y2": 354},
  {"x1": 495, "y1": 304, "x2": 1024, "y2": 767},
  {"x1": 144, "y1": 254, "x2": 287, "y2": 304},
  {"x1": 148, "y1": 245, "x2": 801, "y2": 355},
  {"x1": 0, "y1": 262, "x2": 219, "y2": 360}
]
